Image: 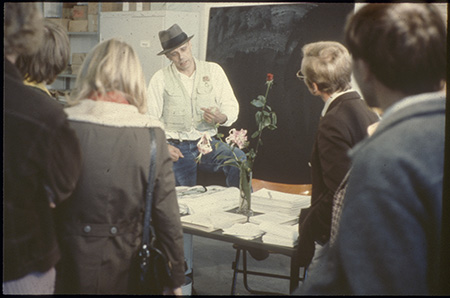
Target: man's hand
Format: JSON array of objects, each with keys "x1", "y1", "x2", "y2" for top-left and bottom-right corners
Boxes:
[
  {"x1": 163, "y1": 286, "x2": 182, "y2": 295},
  {"x1": 168, "y1": 144, "x2": 184, "y2": 162},
  {"x1": 201, "y1": 107, "x2": 227, "y2": 125}
]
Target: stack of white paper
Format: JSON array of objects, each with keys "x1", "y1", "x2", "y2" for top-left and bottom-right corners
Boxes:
[
  {"x1": 177, "y1": 186, "x2": 240, "y2": 215},
  {"x1": 251, "y1": 188, "x2": 311, "y2": 216},
  {"x1": 259, "y1": 222, "x2": 299, "y2": 247},
  {"x1": 222, "y1": 222, "x2": 265, "y2": 240},
  {"x1": 181, "y1": 211, "x2": 248, "y2": 232},
  {"x1": 249, "y1": 212, "x2": 298, "y2": 225}
]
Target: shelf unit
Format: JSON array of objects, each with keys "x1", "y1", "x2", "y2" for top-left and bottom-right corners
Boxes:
[{"x1": 47, "y1": 3, "x2": 101, "y2": 96}]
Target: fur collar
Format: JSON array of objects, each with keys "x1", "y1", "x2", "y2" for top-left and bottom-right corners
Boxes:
[{"x1": 65, "y1": 99, "x2": 164, "y2": 129}]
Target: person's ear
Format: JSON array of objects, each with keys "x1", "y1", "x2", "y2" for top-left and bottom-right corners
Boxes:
[
  {"x1": 353, "y1": 58, "x2": 372, "y2": 82},
  {"x1": 311, "y1": 82, "x2": 319, "y2": 94}
]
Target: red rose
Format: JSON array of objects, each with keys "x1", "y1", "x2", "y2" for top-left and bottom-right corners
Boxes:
[{"x1": 266, "y1": 73, "x2": 274, "y2": 81}]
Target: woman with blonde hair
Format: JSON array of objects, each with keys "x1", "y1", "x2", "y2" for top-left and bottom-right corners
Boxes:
[{"x1": 55, "y1": 38, "x2": 185, "y2": 295}]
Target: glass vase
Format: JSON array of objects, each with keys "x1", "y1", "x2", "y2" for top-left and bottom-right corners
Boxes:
[{"x1": 237, "y1": 167, "x2": 253, "y2": 221}]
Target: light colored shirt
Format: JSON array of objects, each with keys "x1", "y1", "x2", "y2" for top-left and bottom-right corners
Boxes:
[
  {"x1": 147, "y1": 58, "x2": 239, "y2": 140},
  {"x1": 321, "y1": 89, "x2": 356, "y2": 117}
]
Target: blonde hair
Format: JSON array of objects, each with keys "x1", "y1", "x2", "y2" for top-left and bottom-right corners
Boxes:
[
  {"x1": 69, "y1": 38, "x2": 148, "y2": 114},
  {"x1": 16, "y1": 19, "x2": 70, "y2": 84},
  {"x1": 301, "y1": 41, "x2": 352, "y2": 94}
]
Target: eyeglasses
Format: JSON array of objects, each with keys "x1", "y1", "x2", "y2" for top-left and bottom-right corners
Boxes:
[{"x1": 296, "y1": 70, "x2": 306, "y2": 81}]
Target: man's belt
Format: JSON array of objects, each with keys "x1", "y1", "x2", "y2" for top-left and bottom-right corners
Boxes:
[{"x1": 167, "y1": 136, "x2": 217, "y2": 145}]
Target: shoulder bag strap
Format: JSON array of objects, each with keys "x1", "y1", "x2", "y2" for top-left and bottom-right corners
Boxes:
[{"x1": 142, "y1": 128, "x2": 157, "y2": 246}]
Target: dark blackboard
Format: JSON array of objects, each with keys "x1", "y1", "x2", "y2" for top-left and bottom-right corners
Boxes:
[{"x1": 206, "y1": 3, "x2": 355, "y2": 184}]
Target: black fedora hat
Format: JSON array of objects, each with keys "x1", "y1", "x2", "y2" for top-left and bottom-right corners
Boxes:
[{"x1": 157, "y1": 24, "x2": 194, "y2": 56}]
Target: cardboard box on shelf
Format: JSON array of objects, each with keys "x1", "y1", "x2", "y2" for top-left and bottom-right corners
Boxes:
[
  {"x1": 71, "y1": 64, "x2": 82, "y2": 75},
  {"x1": 45, "y1": 18, "x2": 69, "y2": 31},
  {"x1": 72, "y1": 5, "x2": 88, "y2": 20},
  {"x1": 62, "y1": 8, "x2": 72, "y2": 19},
  {"x1": 72, "y1": 53, "x2": 87, "y2": 65},
  {"x1": 68, "y1": 20, "x2": 88, "y2": 32},
  {"x1": 125, "y1": 3, "x2": 152, "y2": 11},
  {"x1": 88, "y1": 3, "x2": 98, "y2": 15},
  {"x1": 143, "y1": 3, "x2": 151, "y2": 11},
  {"x1": 101, "y1": 3, "x2": 123, "y2": 12},
  {"x1": 88, "y1": 15, "x2": 98, "y2": 32},
  {"x1": 63, "y1": 3, "x2": 77, "y2": 9}
]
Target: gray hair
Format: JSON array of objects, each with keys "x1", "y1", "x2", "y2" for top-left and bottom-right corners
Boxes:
[{"x1": 301, "y1": 41, "x2": 352, "y2": 94}]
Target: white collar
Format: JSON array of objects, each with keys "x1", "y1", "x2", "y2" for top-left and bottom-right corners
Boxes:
[
  {"x1": 65, "y1": 99, "x2": 164, "y2": 129},
  {"x1": 321, "y1": 89, "x2": 355, "y2": 117}
]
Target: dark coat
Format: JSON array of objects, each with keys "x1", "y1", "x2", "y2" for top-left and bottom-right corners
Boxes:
[
  {"x1": 54, "y1": 100, "x2": 185, "y2": 294},
  {"x1": 4, "y1": 60, "x2": 82, "y2": 282},
  {"x1": 297, "y1": 91, "x2": 379, "y2": 266}
]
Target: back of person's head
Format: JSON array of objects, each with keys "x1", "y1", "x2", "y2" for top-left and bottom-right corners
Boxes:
[
  {"x1": 4, "y1": 2, "x2": 44, "y2": 58},
  {"x1": 16, "y1": 20, "x2": 70, "y2": 84},
  {"x1": 301, "y1": 41, "x2": 352, "y2": 95},
  {"x1": 345, "y1": 3, "x2": 446, "y2": 95},
  {"x1": 70, "y1": 38, "x2": 147, "y2": 114}
]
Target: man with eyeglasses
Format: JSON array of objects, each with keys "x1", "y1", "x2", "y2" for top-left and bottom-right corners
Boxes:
[{"x1": 296, "y1": 41, "x2": 379, "y2": 272}]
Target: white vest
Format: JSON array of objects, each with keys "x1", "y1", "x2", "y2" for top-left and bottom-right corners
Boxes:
[{"x1": 162, "y1": 60, "x2": 217, "y2": 132}]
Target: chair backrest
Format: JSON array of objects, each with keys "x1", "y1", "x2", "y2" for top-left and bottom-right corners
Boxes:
[{"x1": 252, "y1": 178, "x2": 311, "y2": 195}]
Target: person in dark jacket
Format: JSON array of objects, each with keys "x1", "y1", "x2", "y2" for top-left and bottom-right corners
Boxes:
[
  {"x1": 15, "y1": 19, "x2": 70, "y2": 100},
  {"x1": 3, "y1": 3, "x2": 82, "y2": 294},
  {"x1": 296, "y1": 41, "x2": 379, "y2": 269},
  {"x1": 54, "y1": 38, "x2": 185, "y2": 295}
]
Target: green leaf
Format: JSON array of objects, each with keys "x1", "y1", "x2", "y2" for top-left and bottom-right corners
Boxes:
[
  {"x1": 223, "y1": 159, "x2": 239, "y2": 167},
  {"x1": 251, "y1": 130, "x2": 260, "y2": 138},
  {"x1": 216, "y1": 155, "x2": 231, "y2": 160},
  {"x1": 255, "y1": 111, "x2": 262, "y2": 122},
  {"x1": 251, "y1": 99, "x2": 264, "y2": 108}
]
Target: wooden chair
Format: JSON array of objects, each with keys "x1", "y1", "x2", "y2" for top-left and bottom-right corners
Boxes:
[{"x1": 230, "y1": 179, "x2": 312, "y2": 295}]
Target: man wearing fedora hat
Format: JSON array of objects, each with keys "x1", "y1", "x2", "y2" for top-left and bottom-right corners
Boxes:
[{"x1": 147, "y1": 23, "x2": 245, "y2": 188}]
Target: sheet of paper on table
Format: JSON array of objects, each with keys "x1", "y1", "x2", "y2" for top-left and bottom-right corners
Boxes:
[
  {"x1": 260, "y1": 222, "x2": 299, "y2": 247},
  {"x1": 251, "y1": 188, "x2": 311, "y2": 216},
  {"x1": 181, "y1": 211, "x2": 248, "y2": 232},
  {"x1": 222, "y1": 222, "x2": 265, "y2": 240},
  {"x1": 177, "y1": 185, "x2": 240, "y2": 215}
]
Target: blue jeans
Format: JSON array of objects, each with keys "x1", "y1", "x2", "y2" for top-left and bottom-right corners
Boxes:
[{"x1": 168, "y1": 137, "x2": 246, "y2": 187}]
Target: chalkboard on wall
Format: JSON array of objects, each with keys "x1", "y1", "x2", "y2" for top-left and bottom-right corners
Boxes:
[{"x1": 206, "y1": 3, "x2": 355, "y2": 184}]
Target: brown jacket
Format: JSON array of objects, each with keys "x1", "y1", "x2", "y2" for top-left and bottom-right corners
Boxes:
[
  {"x1": 4, "y1": 60, "x2": 82, "y2": 282},
  {"x1": 55, "y1": 100, "x2": 185, "y2": 293}
]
